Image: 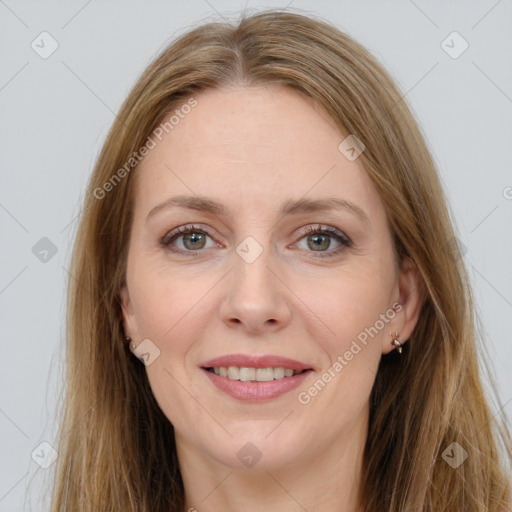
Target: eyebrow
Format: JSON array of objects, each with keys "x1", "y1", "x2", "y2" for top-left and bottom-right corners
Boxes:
[{"x1": 146, "y1": 195, "x2": 370, "y2": 225}]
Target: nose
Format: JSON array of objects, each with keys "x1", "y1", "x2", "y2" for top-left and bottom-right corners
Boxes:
[{"x1": 218, "y1": 247, "x2": 292, "y2": 335}]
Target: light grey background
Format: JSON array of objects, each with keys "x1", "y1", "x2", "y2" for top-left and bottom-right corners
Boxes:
[{"x1": 1, "y1": 1, "x2": 511, "y2": 510}]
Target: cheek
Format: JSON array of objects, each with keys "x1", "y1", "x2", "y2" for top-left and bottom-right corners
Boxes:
[
  {"x1": 304, "y1": 268, "x2": 393, "y2": 350},
  {"x1": 300, "y1": 271, "x2": 394, "y2": 397},
  {"x1": 130, "y1": 267, "x2": 214, "y2": 342},
  {"x1": 129, "y1": 270, "x2": 216, "y2": 428},
  {"x1": 293, "y1": 270, "x2": 394, "y2": 415}
]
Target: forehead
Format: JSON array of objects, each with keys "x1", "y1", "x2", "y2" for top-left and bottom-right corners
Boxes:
[{"x1": 133, "y1": 84, "x2": 384, "y2": 221}]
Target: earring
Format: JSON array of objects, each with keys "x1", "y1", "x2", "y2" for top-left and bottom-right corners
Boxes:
[
  {"x1": 389, "y1": 332, "x2": 403, "y2": 354},
  {"x1": 125, "y1": 336, "x2": 136, "y2": 350}
]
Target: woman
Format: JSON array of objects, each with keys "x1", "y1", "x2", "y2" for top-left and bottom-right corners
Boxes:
[{"x1": 50, "y1": 10, "x2": 511, "y2": 512}]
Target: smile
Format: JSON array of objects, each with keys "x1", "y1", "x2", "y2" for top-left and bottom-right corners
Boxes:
[
  {"x1": 206, "y1": 366, "x2": 306, "y2": 381},
  {"x1": 201, "y1": 366, "x2": 313, "y2": 402}
]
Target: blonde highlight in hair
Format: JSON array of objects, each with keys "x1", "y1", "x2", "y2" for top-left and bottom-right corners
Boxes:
[{"x1": 50, "y1": 10, "x2": 511, "y2": 511}]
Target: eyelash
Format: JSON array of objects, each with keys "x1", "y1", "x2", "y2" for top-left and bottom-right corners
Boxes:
[{"x1": 160, "y1": 223, "x2": 352, "y2": 259}]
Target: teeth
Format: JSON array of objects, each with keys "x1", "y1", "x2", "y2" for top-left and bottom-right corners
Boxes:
[
  {"x1": 256, "y1": 368, "x2": 274, "y2": 381},
  {"x1": 227, "y1": 366, "x2": 239, "y2": 380},
  {"x1": 211, "y1": 366, "x2": 304, "y2": 381},
  {"x1": 239, "y1": 367, "x2": 255, "y2": 381},
  {"x1": 274, "y1": 367, "x2": 285, "y2": 379}
]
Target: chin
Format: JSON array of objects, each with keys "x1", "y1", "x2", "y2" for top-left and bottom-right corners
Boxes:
[{"x1": 203, "y1": 434, "x2": 302, "y2": 472}]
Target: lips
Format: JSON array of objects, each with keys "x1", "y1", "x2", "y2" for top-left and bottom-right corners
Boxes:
[
  {"x1": 201, "y1": 354, "x2": 314, "y2": 372},
  {"x1": 200, "y1": 353, "x2": 314, "y2": 402}
]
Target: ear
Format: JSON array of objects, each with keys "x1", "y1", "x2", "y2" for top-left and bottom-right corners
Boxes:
[
  {"x1": 382, "y1": 256, "x2": 425, "y2": 354},
  {"x1": 119, "y1": 283, "x2": 139, "y2": 342}
]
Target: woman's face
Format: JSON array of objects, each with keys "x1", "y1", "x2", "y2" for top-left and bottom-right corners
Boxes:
[{"x1": 121, "y1": 84, "x2": 421, "y2": 472}]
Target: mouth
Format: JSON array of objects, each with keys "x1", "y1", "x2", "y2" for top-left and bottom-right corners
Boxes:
[
  {"x1": 199, "y1": 354, "x2": 314, "y2": 402},
  {"x1": 203, "y1": 366, "x2": 310, "y2": 381}
]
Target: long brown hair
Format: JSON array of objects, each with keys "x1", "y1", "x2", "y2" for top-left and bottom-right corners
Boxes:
[{"x1": 49, "y1": 9, "x2": 511, "y2": 511}]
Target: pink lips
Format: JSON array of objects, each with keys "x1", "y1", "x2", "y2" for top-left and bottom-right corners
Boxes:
[
  {"x1": 201, "y1": 354, "x2": 313, "y2": 371},
  {"x1": 200, "y1": 353, "x2": 314, "y2": 403}
]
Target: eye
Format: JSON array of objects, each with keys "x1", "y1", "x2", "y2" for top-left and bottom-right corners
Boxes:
[
  {"x1": 160, "y1": 224, "x2": 219, "y2": 253},
  {"x1": 293, "y1": 225, "x2": 352, "y2": 258},
  {"x1": 160, "y1": 223, "x2": 352, "y2": 258}
]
